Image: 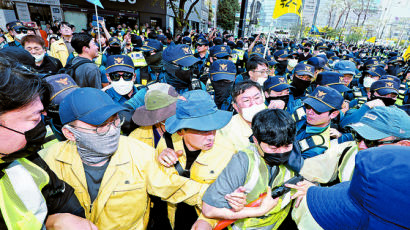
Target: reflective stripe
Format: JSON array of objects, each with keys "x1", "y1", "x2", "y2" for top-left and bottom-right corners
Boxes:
[
  {"x1": 298, "y1": 134, "x2": 326, "y2": 152},
  {"x1": 243, "y1": 146, "x2": 261, "y2": 194},
  {"x1": 280, "y1": 169, "x2": 292, "y2": 209},
  {"x1": 292, "y1": 107, "x2": 306, "y2": 122},
  {"x1": 339, "y1": 145, "x2": 359, "y2": 182}
]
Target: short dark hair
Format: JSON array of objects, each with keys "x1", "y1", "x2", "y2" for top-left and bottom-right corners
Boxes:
[
  {"x1": 71, "y1": 33, "x2": 93, "y2": 54},
  {"x1": 232, "y1": 80, "x2": 262, "y2": 103},
  {"x1": 59, "y1": 21, "x2": 71, "y2": 30},
  {"x1": 21, "y1": 35, "x2": 45, "y2": 48},
  {"x1": 246, "y1": 55, "x2": 268, "y2": 72},
  {"x1": 252, "y1": 109, "x2": 296, "y2": 147},
  {"x1": 0, "y1": 57, "x2": 48, "y2": 115}
]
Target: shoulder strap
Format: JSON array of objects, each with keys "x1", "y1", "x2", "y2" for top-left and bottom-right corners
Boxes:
[
  {"x1": 298, "y1": 134, "x2": 328, "y2": 153},
  {"x1": 163, "y1": 132, "x2": 187, "y2": 177}
]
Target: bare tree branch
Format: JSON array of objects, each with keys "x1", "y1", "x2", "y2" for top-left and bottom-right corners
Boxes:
[{"x1": 184, "y1": 0, "x2": 201, "y2": 21}]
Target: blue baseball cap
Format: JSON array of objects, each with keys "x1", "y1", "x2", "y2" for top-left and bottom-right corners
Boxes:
[
  {"x1": 250, "y1": 44, "x2": 265, "y2": 57},
  {"x1": 210, "y1": 59, "x2": 236, "y2": 82},
  {"x1": 316, "y1": 71, "x2": 350, "y2": 93},
  {"x1": 380, "y1": 75, "x2": 401, "y2": 89},
  {"x1": 263, "y1": 76, "x2": 292, "y2": 92},
  {"x1": 59, "y1": 88, "x2": 126, "y2": 125},
  {"x1": 182, "y1": 36, "x2": 192, "y2": 45},
  {"x1": 303, "y1": 86, "x2": 343, "y2": 113},
  {"x1": 105, "y1": 55, "x2": 134, "y2": 74},
  {"x1": 307, "y1": 57, "x2": 326, "y2": 70},
  {"x1": 364, "y1": 66, "x2": 386, "y2": 77},
  {"x1": 334, "y1": 60, "x2": 356, "y2": 75},
  {"x1": 316, "y1": 54, "x2": 329, "y2": 64},
  {"x1": 387, "y1": 56, "x2": 405, "y2": 65},
  {"x1": 109, "y1": 37, "x2": 121, "y2": 46},
  {"x1": 307, "y1": 145, "x2": 410, "y2": 229},
  {"x1": 162, "y1": 44, "x2": 200, "y2": 67},
  {"x1": 139, "y1": 39, "x2": 163, "y2": 52},
  {"x1": 165, "y1": 90, "x2": 232, "y2": 133},
  {"x1": 210, "y1": 45, "x2": 231, "y2": 58},
  {"x1": 44, "y1": 74, "x2": 79, "y2": 106},
  {"x1": 347, "y1": 106, "x2": 410, "y2": 140},
  {"x1": 273, "y1": 49, "x2": 289, "y2": 60},
  {"x1": 266, "y1": 55, "x2": 277, "y2": 67},
  {"x1": 294, "y1": 63, "x2": 315, "y2": 78},
  {"x1": 370, "y1": 79, "x2": 399, "y2": 96},
  {"x1": 213, "y1": 37, "x2": 223, "y2": 45},
  {"x1": 196, "y1": 37, "x2": 209, "y2": 46}
]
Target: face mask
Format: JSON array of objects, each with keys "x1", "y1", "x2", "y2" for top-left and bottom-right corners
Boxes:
[
  {"x1": 33, "y1": 53, "x2": 45, "y2": 63},
  {"x1": 111, "y1": 78, "x2": 134, "y2": 95},
  {"x1": 211, "y1": 80, "x2": 233, "y2": 109},
  {"x1": 266, "y1": 95, "x2": 290, "y2": 107},
  {"x1": 304, "y1": 48, "x2": 310, "y2": 53},
  {"x1": 291, "y1": 76, "x2": 311, "y2": 95},
  {"x1": 288, "y1": 59, "x2": 298, "y2": 68},
  {"x1": 110, "y1": 46, "x2": 122, "y2": 55},
  {"x1": 257, "y1": 77, "x2": 267, "y2": 86},
  {"x1": 0, "y1": 121, "x2": 46, "y2": 164},
  {"x1": 263, "y1": 150, "x2": 292, "y2": 166},
  {"x1": 363, "y1": 76, "x2": 376, "y2": 88},
  {"x1": 371, "y1": 94, "x2": 397, "y2": 106},
  {"x1": 276, "y1": 60, "x2": 288, "y2": 75},
  {"x1": 65, "y1": 125, "x2": 120, "y2": 165},
  {"x1": 14, "y1": 33, "x2": 27, "y2": 41},
  {"x1": 175, "y1": 69, "x2": 193, "y2": 83},
  {"x1": 145, "y1": 52, "x2": 162, "y2": 65},
  {"x1": 241, "y1": 102, "x2": 266, "y2": 122}
]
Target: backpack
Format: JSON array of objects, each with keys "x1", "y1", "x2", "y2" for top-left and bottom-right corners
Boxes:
[{"x1": 58, "y1": 58, "x2": 93, "y2": 80}]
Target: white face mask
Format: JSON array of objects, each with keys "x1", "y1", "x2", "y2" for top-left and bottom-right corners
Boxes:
[
  {"x1": 288, "y1": 59, "x2": 298, "y2": 68},
  {"x1": 256, "y1": 77, "x2": 267, "y2": 86},
  {"x1": 363, "y1": 76, "x2": 376, "y2": 88},
  {"x1": 241, "y1": 102, "x2": 266, "y2": 122},
  {"x1": 111, "y1": 78, "x2": 134, "y2": 95},
  {"x1": 33, "y1": 53, "x2": 45, "y2": 63},
  {"x1": 14, "y1": 33, "x2": 27, "y2": 41}
]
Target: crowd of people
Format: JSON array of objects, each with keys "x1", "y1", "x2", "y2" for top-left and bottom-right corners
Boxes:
[{"x1": 1, "y1": 18, "x2": 410, "y2": 230}]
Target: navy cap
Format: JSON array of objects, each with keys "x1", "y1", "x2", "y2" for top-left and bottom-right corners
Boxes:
[
  {"x1": 196, "y1": 37, "x2": 209, "y2": 46},
  {"x1": 105, "y1": 55, "x2": 135, "y2": 74},
  {"x1": 307, "y1": 145, "x2": 410, "y2": 229},
  {"x1": 109, "y1": 37, "x2": 121, "y2": 46},
  {"x1": 273, "y1": 49, "x2": 289, "y2": 60},
  {"x1": 365, "y1": 66, "x2": 386, "y2": 77},
  {"x1": 251, "y1": 44, "x2": 266, "y2": 57},
  {"x1": 363, "y1": 59, "x2": 383, "y2": 69},
  {"x1": 182, "y1": 36, "x2": 192, "y2": 45},
  {"x1": 213, "y1": 37, "x2": 223, "y2": 45},
  {"x1": 316, "y1": 71, "x2": 351, "y2": 93},
  {"x1": 380, "y1": 75, "x2": 401, "y2": 89},
  {"x1": 326, "y1": 51, "x2": 336, "y2": 59},
  {"x1": 342, "y1": 54, "x2": 355, "y2": 62},
  {"x1": 131, "y1": 34, "x2": 143, "y2": 47},
  {"x1": 307, "y1": 57, "x2": 326, "y2": 69},
  {"x1": 162, "y1": 44, "x2": 200, "y2": 67},
  {"x1": 8, "y1": 21, "x2": 27, "y2": 30},
  {"x1": 210, "y1": 59, "x2": 236, "y2": 82},
  {"x1": 334, "y1": 60, "x2": 356, "y2": 75},
  {"x1": 44, "y1": 74, "x2": 79, "y2": 105},
  {"x1": 370, "y1": 79, "x2": 399, "y2": 96},
  {"x1": 294, "y1": 63, "x2": 315, "y2": 78},
  {"x1": 316, "y1": 54, "x2": 329, "y2": 64},
  {"x1": 157, "y1": 34, "x2": 167, "y2": 44},
  {"x1": 59, "y1": 87, "x2": 126, "y2": 125},
  {"x1": 139, "y1": 39, "x2": 163, "y2": 52},
  {"x1": 303, "y1": 86, "x2": 343, "y2": 113},
  {"x1": 348, "y1": 106, "x2": 410, "y2": 140},
  {"x1": 210, "y1": 45, "x2": 231, "y2": 58},
  {"x1": 387, "y1": 56, "x2": 405, "y2": 65},
  {"x1": 263, "y1": 76, "x2": 291, "y2": 92},
  {"x1": 266, "y1": 55, "x2": 278, "y2": 67},
  {"x1": 236, "y1": 40, "x2": 244, "y2": 48}
]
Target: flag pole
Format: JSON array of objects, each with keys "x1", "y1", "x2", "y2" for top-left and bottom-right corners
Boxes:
[
  {"x1": 263, "y1": 23, "x2": 273, "y2": 58},
  {"x1": 95, "y1": 4, "x2": 102, "y2": 53}
]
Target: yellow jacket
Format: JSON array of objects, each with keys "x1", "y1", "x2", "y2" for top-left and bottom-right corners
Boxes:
[
  {"x1": 49, "y1": 38, "x2": 69, "y2": 66},
  {"x1": 218, "y1": 114, "x2": 252, "y2": 151},
  {"x1": 129, "y1": 126, "x2": 155, "y2": 148},
  {"x1": 40, "y1": 136, "x2": 207, "y2": 230},
  {"x1": 155, "y1": 132, "x2": 236, "y2": 228}
]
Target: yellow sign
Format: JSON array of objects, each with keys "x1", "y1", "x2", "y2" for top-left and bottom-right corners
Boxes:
[
  {"x1": 366, "y1": 37, "x2": 376, "y2": 43},
  {"x1": 272, "y1": 0, "x2": 302, "y2": 19},
  {"x1": 403, "y1": 45, "x2": 410, "y2": 61}
]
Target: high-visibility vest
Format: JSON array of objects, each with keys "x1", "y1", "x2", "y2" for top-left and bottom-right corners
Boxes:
[
  {"x1": 338, "y1": 144, "x2": 359, "y2": 182},
  {"x1": 0, "y1": 158, "x2": 49, "y2": 230},
  {"x1": 128, "y1": 51, "x2": 147, "y2": 67},
  {"x1": 234, "y1": 49, "x2": 245, "y2": 61},
  {"x1": 231, "y1": 146, "x2": 294, "y2": 229}
]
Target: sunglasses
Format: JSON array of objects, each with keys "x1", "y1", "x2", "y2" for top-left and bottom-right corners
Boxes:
[
  {"x1": 15, "y1": 29, "x2": 28, "y2": 34},
  {"x1": 109, "y1": 72, "x2": 134, "y2": 81},
  {"x1": 305, "y1": 104, "x2": 326, "y2": 115},
  {"x1": 352, "y1": 130, "x2": 402, "y2": 148}
]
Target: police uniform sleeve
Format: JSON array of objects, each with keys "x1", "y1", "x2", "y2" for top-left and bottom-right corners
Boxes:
[
  {"x1": 202, "y1": 151, "x2": 248, "y2": 209},
  {"x1": 340, "y1": 104, "x2": 371, "y2": 128},
  {"x1": 28, "y1": 154, "x2": 85, "y2": 218}
]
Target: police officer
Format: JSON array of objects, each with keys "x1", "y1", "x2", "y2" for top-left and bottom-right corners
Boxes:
[
  {"x1": 210, "y1": 59, "x2": 237, "y2": 111},
  {"x1": 4, "y1": 21, "x2": 28, "y2": 48},
  {"x1": 264, "y1": 75, "x2": 302, "y2": 114},
  {"x1": 138, "y1": 39, "x2": 165, "y2": 85}
]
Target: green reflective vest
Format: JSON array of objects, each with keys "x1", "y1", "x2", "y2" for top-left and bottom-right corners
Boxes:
[{"x1": 128, "y1": 51, "x2": 148, "y2": 67}]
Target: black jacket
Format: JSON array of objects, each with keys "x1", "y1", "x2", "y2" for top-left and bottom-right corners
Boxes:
[{"x1": 34, "y1": 55, "x2": 63, "y2": 74}]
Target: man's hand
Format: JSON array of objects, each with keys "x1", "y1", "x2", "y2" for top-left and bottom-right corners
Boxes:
[
  {"x1": 329, "y1": 128, "x2": 342, "y2": 139},
  {"x1": 341, "y1": 100, "x2": 349, "y2": 114},
  {"x1": 268, "y1": 100, "x2": 286, "y2": 110},
  {"x1": 225, "y1": 186, "x2": 247, "y2": 212},
  {"x1": 46, "y1": 213, "x2": 98, "y2": 230},
  {"x1": 258, "y1": 187, "x2": 279, "y2": 215},
  {"x1": 158, "y1": 148, "x2": 183, "y2": 167},
  {"x1": 285, "y1": 180, "x2": 316, "y2": 208},
  {"x1": 191, "y1": 219, "x2": 212, "y2": 230}
]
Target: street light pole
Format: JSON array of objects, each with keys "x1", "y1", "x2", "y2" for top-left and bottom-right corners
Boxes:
[{"x1": 238, "y1": 0, "x2": 249, "y2": 38}]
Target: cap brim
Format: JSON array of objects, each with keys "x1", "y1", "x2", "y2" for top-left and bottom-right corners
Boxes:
[
  {"x1": 139, "y1": 46, "x2": 154, "y2": 52},
  {"x1": 376, "y1": 88, "x2": 398, "y2": 96},
  {"x1": 211, "y1": 73, "x2": 235, "y2": 82},
  {"x1": 106, "y1": 65, "x2": 134, "y2": 74},
  {"x1": 215, "y1": 53, "x2": 230, "y2": 58},
  {"x1": 269, "y1": 83, "x2": 292, "y2": 92},
  {"x1": 347, "y1": 122, "x2": 391, "y2": 140},
  {"x1": 165, "y1": 110, "x2": 232, "y2": 134},
  {"x1": 79, "y1": 104, "x2": 126, "y2": 125},
  {"x1": 339, "y1": 70, "x2": 356, "y2": 75},
  {"x1": 307, "y1": 182, "x2": 365, "y2": 230},
  {"x1": 328, "y1": 84, "x2": 351, "y2": 93},
  {"x1": 296, "y1": 71, "x2": 314, "y2": 77},
  {"x1": 174, "y1": 55, "x2": 200, "y2": 67},
  {"x1": 132, "y1": 102, "x2": 177, "y2": 126},
  {"x1": 303, "y1": 97, "x2": 333, "y2": 113}
]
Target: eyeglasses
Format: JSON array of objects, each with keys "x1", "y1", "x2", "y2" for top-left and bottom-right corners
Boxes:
[
  {"x1": 69, "y1": 115, "x2": 124, "y2": 136},
  {"x1": 109, "y1": 72, "x2": 134, "y2": 81},
  {"x1": 352, "y1": 130, "x2": 403, "y2": 148},
  {"x1": 253, "y1": 70, "x2": 269, "y2": 74},
  {"x1": 305, "y1": 104, "x2": 326, "y2": 115}
]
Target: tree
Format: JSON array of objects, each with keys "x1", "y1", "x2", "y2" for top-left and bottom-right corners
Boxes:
[
  {"x1": 168, "y1": 0, "x2": 202, "y2": 35},
  {"x1": 345, "y1": 26, "x2": 364, "y2": 44},
  {"x1": 217, "y1": 0, "x2": 240, "y2": 31}
]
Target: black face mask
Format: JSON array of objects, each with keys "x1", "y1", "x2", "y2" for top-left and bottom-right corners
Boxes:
[
  {"x1": 291, "y1": 76, "x2": 311, "y2": 96},
  {"x1": 211, "y1": 80, "x2": 233, "y2": 109},
  {"x1": 175, "y1": 69, "x2": 193, "y2": 83},
  {"x1": 266, "y1": 95, "x2": 290, "y2": 108},
  {"x1": 0, "y1": 121, "x2": 47, "y2": 164},
  {"x1": 304, "y1": 48, "x2": 310, "y2": 53},
  {"x1": 371, "y1": 94, "x2": 397, "y2": 106},
  {"x1": 109, "y1": 46, "x2": 122, "y2": 55},
  {"x1": 144, "y1": 51, "x2": 162, "y2": 65},
  {"x1": 276, "y1": 60, "x2": 288, "y2": 75},
  {"x1": 263, "y1": 150, "x2": 292, "y2": 166}
]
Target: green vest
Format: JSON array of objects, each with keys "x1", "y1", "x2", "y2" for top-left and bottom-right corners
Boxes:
[
  {"x1": 338, "y1": 144, "x2": 359, "y2": 182},
  {"x1": 231, "y1": 146, "x2": 294, "y2": 230},
  {"x1": 128, "y1": 51, "x2": 147, "y2": 67},
  {"x1": 0, "y1": 158, "x2": 49, "y2": 229},
  {"x1": 234, "y1": 49, "x2": 245, "y2": 61}
]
